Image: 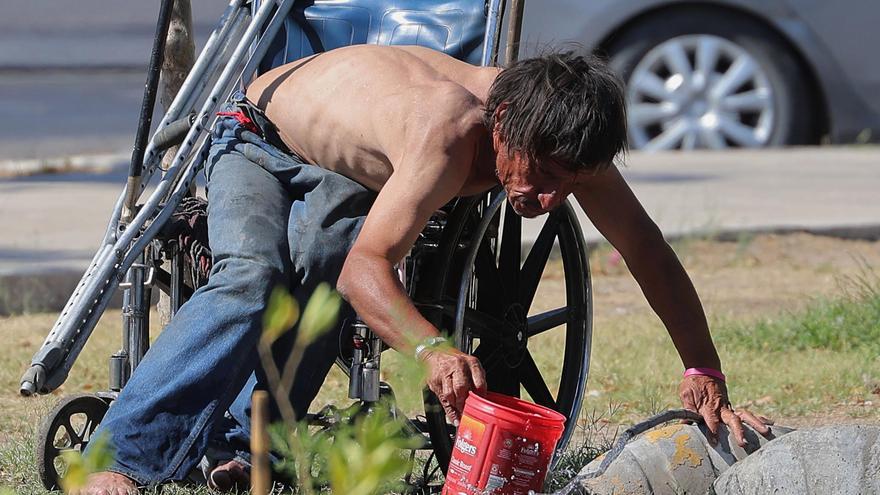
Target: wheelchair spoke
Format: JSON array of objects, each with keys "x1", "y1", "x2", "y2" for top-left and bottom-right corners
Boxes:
[
  {"x1": 498, "y1": 203, "x2": 522, "y2": 291},
  {"x1": 474, "y1": 343, "x2": 520, "y2": 397},
  {"x1": 519, "y1": 351, "x2": 556, "y2": 410},
  {"x1": 62, "y1": 419, "x2": 82, "y2": 446},
  {"x1": 460, "y1": 307, "x2": 507, "y2": 341},
  {"x1": 474, "y1": 239, "x2": 510, "y2": 311},
  {"x1": 526, "y1": 307, "x2": 569, "y2": 338},
  {"x1": 78, "y1": 418, "x2": 94, "y2": 444},
  {"x1": 518, "y1": 214, "x2": 560, "y2": 310},
  {"x1": 493, "y1": 372, "x2": 521, "y2": 397},
  {"x1": 473, "y1": 343, "x2": 501, "y2": 372}
]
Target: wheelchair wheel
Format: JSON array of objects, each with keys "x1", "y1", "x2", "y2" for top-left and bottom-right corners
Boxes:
[
  {"x1": 419, "y1": 191, "x2": 593, "y2": 472},
  {"x1": 36, "y1": 394, "x2": 110, "y2": 490}
]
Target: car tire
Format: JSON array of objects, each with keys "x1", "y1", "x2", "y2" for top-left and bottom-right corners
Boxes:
[{"x1": 605, "y1": 8, "x2": 816, "y2": 150}]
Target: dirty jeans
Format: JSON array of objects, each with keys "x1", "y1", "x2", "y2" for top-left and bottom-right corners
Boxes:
[{"x1": 86, "y1": 92, "x2": 376, "y2": 485}]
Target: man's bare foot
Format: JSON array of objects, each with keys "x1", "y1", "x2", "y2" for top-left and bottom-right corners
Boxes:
[
  {"x1": 70, "y1": 471, "x2": 139, "y2": 495},
  {"x1": 208, "y1": 460, "x2": 250, "y2": 492}
]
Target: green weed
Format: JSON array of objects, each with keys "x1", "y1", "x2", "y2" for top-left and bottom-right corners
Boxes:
[
  {"x1": 269, "y1": 404, "x2": 420, "y2": 495},
  {"x1": 256, "y1": 283, "x2": 423, "y2": 495},
  {"x1": 57, "y1": 434, "x2": 113, "y2": 493}
]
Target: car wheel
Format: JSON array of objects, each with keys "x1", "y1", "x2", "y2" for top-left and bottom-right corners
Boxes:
[{"x1": 606, "y1": 9, "x2": 816, "y2": 150}]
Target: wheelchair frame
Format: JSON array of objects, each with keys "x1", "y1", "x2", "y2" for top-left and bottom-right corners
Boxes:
[{"x1": 24, "y1": 0, "x2": 594, "y2": 488}]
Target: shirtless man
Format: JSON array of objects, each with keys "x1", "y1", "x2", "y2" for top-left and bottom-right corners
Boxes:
[{"x1": 76, "y1": 45, "x2": 770, "y2": 494}]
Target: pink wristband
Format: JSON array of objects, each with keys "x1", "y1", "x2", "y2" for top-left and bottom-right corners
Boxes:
[{"x1": 684, "y1": 367, "x2": 726, "y2": 382}]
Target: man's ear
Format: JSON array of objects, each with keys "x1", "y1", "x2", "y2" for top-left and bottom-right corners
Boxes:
[
  {"x1": 492, "y1": 127, "x2": 503, "y2": 153},
  {"x1": 493, "y1": 102, "x2": 509, "y2": 134},
  {"x1": 491, "y1": 102, "x2": 509, "y2": 152}
]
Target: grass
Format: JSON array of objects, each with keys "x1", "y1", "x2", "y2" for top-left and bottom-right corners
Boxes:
[
  {"x1": 2, "y1": 234, "x2": 880, "y2": 493},
  {"x1": 579, "y1": 239, "x2": 880, "y2": 422},
  {"x1": 717, "y1": 272, "x2": 880, "y2": 354},
  {"x1": 711, "y1": 269, "x2": 880, "y2": 418},
  {"x1": 576, "y1": 297, "x2": 880, "y2": 422}
]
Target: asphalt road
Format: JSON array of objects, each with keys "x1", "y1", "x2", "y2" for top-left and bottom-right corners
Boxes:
[
  {"x1": 0, "y1": 71, "x2": 154, "y2": 160},
  {"x1": 1, "y1": 0, "x2": 227, "y2": 160},
  {"x1": 0, "y1": 0, "x2": 227, "y2": 70}
]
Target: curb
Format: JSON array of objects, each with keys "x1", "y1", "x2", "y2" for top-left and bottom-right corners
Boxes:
[
  {"x1": 0, "y1": 270, "x2": 124, "y2": 316},
  {"x1": 572, "y1": 223, "x2": 880, "y2": 255},
  {"x1": 0, "y1": 153, "x2": 129, "y2": 178}
]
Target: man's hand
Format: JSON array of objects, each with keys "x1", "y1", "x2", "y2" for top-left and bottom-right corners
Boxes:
[
  {"x1": 423, "y1": 348, "x2": 487, "y2": 424},
  {"x1": 679, "y1": 374, "x2": 773, "y2": 447}
]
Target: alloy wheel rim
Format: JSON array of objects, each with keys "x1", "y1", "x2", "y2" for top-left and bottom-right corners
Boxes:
[{"x1": 627, "y1": 34, "x2": 775, "y2": 150}]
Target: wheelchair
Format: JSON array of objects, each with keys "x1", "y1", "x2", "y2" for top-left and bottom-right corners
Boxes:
[{"x1": 20, "y1": 0, "x2": 594, "y2": 489}]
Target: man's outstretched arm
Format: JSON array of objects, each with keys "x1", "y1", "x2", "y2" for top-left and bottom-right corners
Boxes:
[{"x1": 574, "y1": 166, "x2": 770, "y2": 446}]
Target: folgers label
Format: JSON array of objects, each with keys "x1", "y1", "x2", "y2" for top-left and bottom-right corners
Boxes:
[
  {"x1": 446, "y1": 415, "x2": 486, "y2": 486},
  {"x1": 455, "y1": 428, "x2": 480, "y2": 457},
  {"x1": 442, "y1": 392, "x2": 565, "y2": 495}
]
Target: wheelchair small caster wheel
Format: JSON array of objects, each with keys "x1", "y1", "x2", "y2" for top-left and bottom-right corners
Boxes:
[{"x1": 36, "y1": 393, "x2": 111, "y2": 490}]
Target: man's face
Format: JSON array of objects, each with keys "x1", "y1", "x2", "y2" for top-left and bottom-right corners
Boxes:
[{"x1": 494, "y1": 148, "x2": 579, "y2": 218}]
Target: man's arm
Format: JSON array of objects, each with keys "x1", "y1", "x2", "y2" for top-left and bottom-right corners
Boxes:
[
  {"x1": 574, "y1": 167, "x2": 719, "y2": 369},
  {"x1": 574, "y1": 166, "x2": 769, "y2": 445},
  {"x1": 336, "y1": 111, "x2": 486, "y2": 423}
]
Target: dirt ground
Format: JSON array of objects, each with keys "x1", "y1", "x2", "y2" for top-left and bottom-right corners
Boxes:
[{"x1": 591, "y1": 232, "x2": 880, "y2": 320}]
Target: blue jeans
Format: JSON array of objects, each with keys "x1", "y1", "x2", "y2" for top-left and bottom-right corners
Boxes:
[{"x1": 86, "y1": 92, "x2": 376, "y2": 485}]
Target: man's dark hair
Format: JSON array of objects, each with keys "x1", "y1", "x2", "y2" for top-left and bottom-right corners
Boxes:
[{"x1": 484, "y1": 51, "x2": 627, "y2": 172}]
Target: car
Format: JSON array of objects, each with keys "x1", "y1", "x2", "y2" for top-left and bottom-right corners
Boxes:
[{"x1": 519, "y1": 0, "x2": 880, "y2": 150}]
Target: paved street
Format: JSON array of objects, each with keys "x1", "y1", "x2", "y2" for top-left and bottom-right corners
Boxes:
[
  {"x1": 564, "y1": 147, "x2": 880, "y2": 240},
  {"x1": 0, "y1": 71, "x2": 153, "y2": 160},
  {"x1": 0, "y1": 0, "x2": 225, "y2": 70},
  {"x1": 0, "y1": 0, "x2": 225, "y2": 160}
]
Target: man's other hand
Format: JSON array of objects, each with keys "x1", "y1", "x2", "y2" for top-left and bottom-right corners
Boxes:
[
  {"x1": 423, "y1": 348, "x2": 487, "y2": 424},
  {"x1": 678, "y1": 374, "x2": 773, "y2": 447}
]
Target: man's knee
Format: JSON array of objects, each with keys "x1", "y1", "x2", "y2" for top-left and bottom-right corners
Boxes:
[{"x1": 207, "y1": 257, "x2": 288, "y2": 298}]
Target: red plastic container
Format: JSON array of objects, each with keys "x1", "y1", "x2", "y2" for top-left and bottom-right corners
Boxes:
[{"x1": 442, "y1": 391, "x2": 566, "y2": 495}]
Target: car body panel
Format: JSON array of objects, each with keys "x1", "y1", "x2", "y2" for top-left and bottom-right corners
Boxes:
[
  {"x1": 783, "y1": 0, "x2": 880, "y2": 125},
  {"x1": 518, "y1": 0, "x2": 880, "y2": 143}
]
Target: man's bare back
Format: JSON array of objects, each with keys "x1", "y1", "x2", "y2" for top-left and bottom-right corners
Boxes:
[{"x1": 246, "y1": 45, "x2": 500, "y2": 195}]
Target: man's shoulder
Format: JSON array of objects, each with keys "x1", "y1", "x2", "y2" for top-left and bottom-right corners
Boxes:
[
  {"x1": 394, "y1": 83, "x2": 485, "y2": 178},
  {"x1": 413, "y1": 82, "x2": 485, "y2": 136},
  {"x1": 421, "y1": 80, "x2": 482, "y2": 109}
]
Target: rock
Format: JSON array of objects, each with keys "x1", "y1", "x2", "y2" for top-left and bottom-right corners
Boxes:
[
  {"x1": 712, "y1": 425, "x2": 880, "y2": 495},
  {"x1": 569, "y1": 423, "x2": 792, "y2": 495}
]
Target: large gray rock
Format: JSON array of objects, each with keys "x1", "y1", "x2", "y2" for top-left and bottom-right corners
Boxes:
[
  {"x1": 712, "y1": 425, "x2": 880, "y2": 495},
  {"x1": 569, "y1": 423, "x2": 792, "y2": 494}
]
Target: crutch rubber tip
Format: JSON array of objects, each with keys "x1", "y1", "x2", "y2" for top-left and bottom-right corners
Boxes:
[
  {"x1": 19, "y1": 364, "x2": 45, "y2": 396},
  {"x1": 20, "y1": 381, "x2": 36, "y2": 396}
]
